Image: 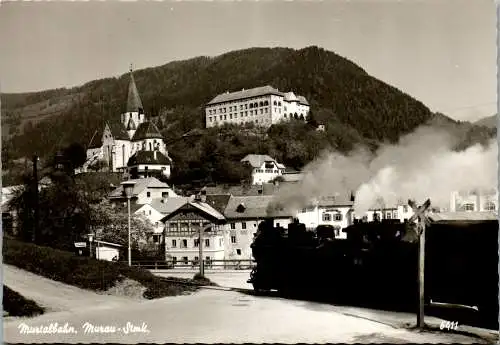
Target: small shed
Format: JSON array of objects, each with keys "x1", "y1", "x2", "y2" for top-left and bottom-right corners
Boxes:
[{"x1": 94, "y1": 240, "x2": 123, "y2": 261}]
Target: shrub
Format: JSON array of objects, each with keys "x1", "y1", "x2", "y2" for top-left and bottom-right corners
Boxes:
[
  {"x1": 3, "y1": 238, "x2": 200, "y2": 299},
  {"x1": 3, "y1": 286, "x2": 44, "y2": 317}
]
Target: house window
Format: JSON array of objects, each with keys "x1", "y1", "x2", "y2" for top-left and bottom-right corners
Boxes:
[
  {"x1": 153, "y1": 235, "x2": 161, "y2": 243},
  {"x1": 334, "y1": 213, "x2": 342, "y2": 221},
  {"x1": 236, "y1": 249, "x2": 241, "y2": 255},
  {"x1": 276, "y1": 223, "x2": 280, "y2": 227},
  {"x1": 393, "y1": 211, "x2": 398, "y2": 219},
  {"x1": 147, "y1": 192, "x2": 151, "y2": 198},
  {"x1": 193, "y1": 256, "x2": 199, "y2": 265},
  {"x1": 205, "y1": 239, "x2": 210, "y2": 247},
  {"x1": 322, "y1": 213, "x2": 331, "y2": 222},
  {"x1": 231, "y1": 236, "x2": 237, "y2": 243},
  {"x1": 182, "y1": 256, "x2": 188, "y2": 265},
  {"x1": 219, "y1": 238, "x2": 223, "y2": 246},
  {"x1": 172, "y1": 239, "x2": 177, "y2": 247},
  {"x1": 194, "y1": 239, "x2": 199, "y2": 247},
  {"x1": 230, "y1": 223, "x2": 235, "y2": 229},
  {"x1": 182, "y1": 239, "x2": 188, "y2": 248},
  {"x1": 403, "y1": 206, "x2": 408, "y2": 213},
  {"x1": 485, "y1": 201, "x2": 496, "y2": 211},
  {"x1": 155, "y1": 222, "x2": 158, "y2": 227},
  {"x1": 172, "y1": 256, "x2": 177, "y2": 265},
  {"x1": 205, "y1": 256, "x2": 211, "y2": 267},
  {"x1": 149, "y1": 210, "x2": 151, "y2": 215},
  {"x1": 386, "y1": 212, "x2": 392, "y2": 219},
  {"x1": 241, "y1": 222, "x2": 247, "y2": 229},
  {"x1": 462, "y1": 203, "x2": 475, "y2": 211},
  {"x1": 162, "y1": 192, "x2": 168, "y2": 198}
]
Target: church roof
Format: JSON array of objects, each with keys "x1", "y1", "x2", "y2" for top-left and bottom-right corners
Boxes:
[
  {"x1": 132, "y1": 121, "x2": 164, "y2": 141},
  {"x1": 127, "y1": 150, "x2": 172, "y2": 166},
  {"x1": 106, "y1": 121, "x2": 130, "y2": 141},
  {"x1": 88, "y1": 129, "x2": 103, "y2": 149},
  {"x1": 126, "y1": 71, "x2": 144, "y2": 113}
]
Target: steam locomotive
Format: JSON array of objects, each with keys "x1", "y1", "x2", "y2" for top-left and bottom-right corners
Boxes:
[{"x1": 248, "y1": 217, "x2": 498, "y2": 328}]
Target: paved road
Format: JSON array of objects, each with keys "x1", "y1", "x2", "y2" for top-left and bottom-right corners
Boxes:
[{"x1": 4, "y1": 266, "x2": 497, "y2": 344}]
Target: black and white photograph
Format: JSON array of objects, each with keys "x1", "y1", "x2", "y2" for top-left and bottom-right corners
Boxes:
[{"x1": 1, "y1": 0, "x2": 499, "y2": 343}]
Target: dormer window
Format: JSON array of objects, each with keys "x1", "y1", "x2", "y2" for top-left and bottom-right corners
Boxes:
[{"x1": 236, "y1": 203, "x2": 246, "y2": 213}]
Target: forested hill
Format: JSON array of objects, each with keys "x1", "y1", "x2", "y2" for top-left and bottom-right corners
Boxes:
[{"x1": 1, "y1": 46, "x2": 495, "y2": 186}]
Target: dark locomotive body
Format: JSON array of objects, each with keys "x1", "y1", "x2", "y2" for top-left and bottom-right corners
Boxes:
[{"x1": 249, "y1": 217, "x2": 498, "y2": 327}]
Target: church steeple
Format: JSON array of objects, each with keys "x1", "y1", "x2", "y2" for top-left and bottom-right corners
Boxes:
[{"x1": 127, "y1": 65, "x2": 144, "y2": 114}]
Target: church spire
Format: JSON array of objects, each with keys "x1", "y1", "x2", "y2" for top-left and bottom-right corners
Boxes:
[{"x1": 126, "y1": 65, "x2": 144, "y2": 113}]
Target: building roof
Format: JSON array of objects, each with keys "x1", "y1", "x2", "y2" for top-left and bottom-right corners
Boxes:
[
  {"x1": 224, "y1": 195, "x2": 294, "y2": 219},
  {"x1": 311, "y1": 195, "x2": 354, "y2": 208},
  {"x1": 297, "y1": 96, "x2": 309, "y2": 106},
  {"x1": 127, "y1": 150, "x2": 172, "y2": 166},
  {"x1": 203, "y1": 183, "x2": 278, "y2": 196},
  {"x1": 87, "y1": 129, "x2": 103, "y2": 149},
  {"x1": 147, "y1": 197, "x2": 193, "y2": 214},
  {"x1": 132, "y1": 121, "x2": 164, "y2": 141},
  {"x1": 428, "y1": 211, "x2": 498, "y2": 223},
  {"x1": 207, "y1": 85, "x2": 284, "y2": 105},
  {"x1": 240, "y1": 154, "x2": 277, "y2": 168},
  {"x1": 126, "y1": 71, "x2": 144, "y2": 113},
  {"x1": 106, "y1": 121, "x2": 130, "y2": 141},
  {"x1": 205, "y1": 194, "x2": 232, "y2": 214},
  {"x1": 108, "y1": 177, "x2": 170, "y2": 199},
  {"x1": 94, "y1": 240, "x2": 123, "y2": 248},
  {"x1": 159, "y1": 200, "x2": 226, "y2": 223}
]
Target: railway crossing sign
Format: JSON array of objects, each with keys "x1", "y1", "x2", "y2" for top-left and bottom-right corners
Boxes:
[{"x1": 407, "y1": 198, "x2": 432, "y2": 329}]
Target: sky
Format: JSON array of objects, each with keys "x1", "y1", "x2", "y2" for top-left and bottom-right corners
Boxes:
[{"x1": 0, "y1": 0, "x2": 497, "y2": 122}]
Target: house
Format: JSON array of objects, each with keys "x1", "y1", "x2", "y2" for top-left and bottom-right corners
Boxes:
[
  {"x1": 134, "y1": 196, "x2": 192, "y2": 244},
  {"x1": 362, "y1": 204, "x2": 415, "y2": 223},
  {"x1": 82, "y1": 67, "x2": 173, "y2": 177},
  {"x1": 108, "y1": 177, "x2": 178, "y2": 205},
  {"x1": 223, "y1": 195, "x2": 294, "y2": 260},
  {"x1": 241, "y1": 154, "x2": 286, "y2": 185},
  {"x1": 296, "y1": 195, "x2": 355, "y2": 238},
  {"x1": 449, "y1": 189, "x2": 497, "y2": 212},
  {"x1": 160, "y1": 194, "x2": 226, "y2": 267},
  {"x1": 93, "y1": 240, "x2": 122, "y2": 261},
  {"x1": 205, "y1": 85, "x2": 310, "y2": 128}
]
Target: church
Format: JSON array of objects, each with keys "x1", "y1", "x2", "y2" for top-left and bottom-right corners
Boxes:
[{"x1": 84, "y1": 68, "x2": 172, "y2": 179}]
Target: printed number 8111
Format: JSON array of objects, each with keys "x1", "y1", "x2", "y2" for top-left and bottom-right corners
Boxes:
[{"x1": 440, "y1": 321, "x2": 459, "y2": 331}]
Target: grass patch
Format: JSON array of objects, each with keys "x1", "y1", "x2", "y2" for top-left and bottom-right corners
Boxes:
[
  {"x1": 3, "y1": 286, "x2": 45, "y2": 317},
  {"x1": 3, "y1": 238, "x2": 200, "y2": 299}
]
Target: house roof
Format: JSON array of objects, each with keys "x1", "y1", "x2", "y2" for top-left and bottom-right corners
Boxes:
[
  {"x1": 207, "y1": 85, "x2": 284, "y2": 105},
  {"x1": 108, "y1": 177, "x2": 170, "y2": 199},
  {"x1": 224, "y1": 195, "x2": 294, "y2": 219},
  {"x1": 106, "y1": 121, "x2": 130, "y2": 141},
  {"x1": 310, "y1": 195, "x2": 354, "y2": 208},
  {"x1": 132, "y1": 121, "x2": 164, "y2": 141},
  {"x1": 159, "y1": 200, "x2": 226, "y2": 223},
  {"x1": 428, "y1": 211, "x2": 498, "y2": 223},
  {"x1": 241, "y1": 154, "x2": 277, "y2": 168},
  {"x1": 203, "y1": 183, "x2": 278, "y2": 196},
  {"x1": 94, "y1": 240, "x2": 123, "y2": 248},
  {"x1": 127, "y1": 150, "x2": 172, "y2": 166},
  {"x1": 297, "y1": 96, "x2": 309, "y2": 106},
  {"x1": 205, "y1": 194, "x2": 232, "y2": 214},
  {"x1": 126, "y1": 71, "x2": 144, "y2": 113},
  {"x1": 147, "y1": 196, "x2": 193, "y2": 214}
]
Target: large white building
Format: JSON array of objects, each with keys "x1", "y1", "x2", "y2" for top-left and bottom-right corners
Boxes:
[
  {"x1": 241, "y1": 154, "x2": 286, "y2": 185},
  {"x1": 83, "y1": 68, "x2": 172, "y2": 178},
  {"x1": 205, "y1": 85, "x2": 310, "y2": 128},
  {"x1": 450, "y1": 189, "x2": 498, "y2": 212}
]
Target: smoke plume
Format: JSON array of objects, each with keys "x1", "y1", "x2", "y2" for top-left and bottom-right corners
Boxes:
[{"x1": 271, "y1": 125, "x2": 497, "y2": 216}]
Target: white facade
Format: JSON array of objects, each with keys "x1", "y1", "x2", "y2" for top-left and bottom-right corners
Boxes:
[
  {"x1": 241, "y1": 154, "x2": 286, "y2": 185},
  {"x1": 205, "y1": 86, "x2": 310, "y2": 128},
  {"x1": 450, "y1": 189, "x2": 498, "y2": 212},
  {"x1": 94, "y1": 241, "x2": 121, "y2": 261},
  {"x1": 296, "y1": 205, "x2": 354, "y2": 239},
  {"x1": 165, "y1": 234, "x2": 225, "y2": 267},
  {"x1": 223, "y1": 217, "x2": 293, "y2": 260},
  {"x1": 134, "y1": 204, "x2": 165, "y2": 235},
  {"x1": 360, "y1": 205, "x2": 415, "y2": 223}
]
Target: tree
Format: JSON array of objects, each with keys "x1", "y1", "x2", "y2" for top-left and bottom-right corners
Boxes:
[{"x1": 62, "y1": 143, "x2": 87, "y2": 171}]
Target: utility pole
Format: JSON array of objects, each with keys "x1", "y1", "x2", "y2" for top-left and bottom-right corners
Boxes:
[
  {"x1": 199, "y1": 224, "x2": 204, "y2": 277},
  {"x1": 408, "y1": 199, "x2": 431, "y2": 329},
  {"x1": 32, "y1": 155, "x2": 39, "y2": 244}
]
